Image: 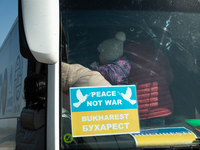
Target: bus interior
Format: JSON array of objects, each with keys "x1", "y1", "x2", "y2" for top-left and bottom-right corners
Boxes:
[{"x1": 60, "y1": 2, "x2": 200, "y2": 148}]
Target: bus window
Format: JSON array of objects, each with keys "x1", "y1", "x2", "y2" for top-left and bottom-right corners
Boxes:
[{"x1": 60, "y1": 0, "x2": 200, "y2": 149}]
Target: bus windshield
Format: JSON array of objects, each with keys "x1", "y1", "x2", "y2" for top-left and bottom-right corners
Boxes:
[{"x1": 60, "y1": 0, "x2": 200, "y2": 149}]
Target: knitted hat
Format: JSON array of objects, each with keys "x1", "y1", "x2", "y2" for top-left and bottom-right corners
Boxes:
[{"x1": 98, "y1": 31, "x2": 126, "y2": 62}]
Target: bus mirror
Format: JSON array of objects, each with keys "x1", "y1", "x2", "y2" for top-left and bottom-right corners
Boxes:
[{"x1": 19, "y1": 0, "x2": 59, "y2": 64}]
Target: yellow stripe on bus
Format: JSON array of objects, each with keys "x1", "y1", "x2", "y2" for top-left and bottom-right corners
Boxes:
[{"x1": 134, "y1": 132, "x2": 197, "y2": 147}]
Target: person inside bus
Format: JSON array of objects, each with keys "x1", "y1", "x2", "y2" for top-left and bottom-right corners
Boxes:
[
  {"x1": 62, "y1": 62, "x2": 111, "y2": 111},
  {"x1": 15, "y1": 74, "x2": 71, "y2": 150},
  {"x1": 90, "y1": 31, "x2": 131, "y2": 85},
  {"x1": 16, "y1": 74, "x2": 46, "y2": 150},
  {"x1": 124, "y1": 40, "x2": 174, "y2": 127}
]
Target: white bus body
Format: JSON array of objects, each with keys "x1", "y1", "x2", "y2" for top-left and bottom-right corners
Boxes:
[{"x1": 0, "y1": 18, "x2": 27, "y2": 149}]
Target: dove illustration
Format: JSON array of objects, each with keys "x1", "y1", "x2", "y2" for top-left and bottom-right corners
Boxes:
[
  {"x1": 73, "y1": 89, "x2": 89, "y2": 108},
  {"x1": 118, "y1": 87, "x2": 136, "y2": 105}
]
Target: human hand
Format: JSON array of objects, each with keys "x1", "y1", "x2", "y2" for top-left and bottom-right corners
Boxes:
[{"x1": 90, "y1": 61, "x2": 99, "y2": 68}]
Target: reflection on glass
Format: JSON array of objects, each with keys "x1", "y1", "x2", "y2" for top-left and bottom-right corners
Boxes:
[{"x1": 60, "y1": 2, "x2": 200, "y2": 149}]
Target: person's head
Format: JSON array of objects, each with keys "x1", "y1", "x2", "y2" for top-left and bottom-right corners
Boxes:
[
  {"x1": 98, "y1": 31, "x2": 126, "y2": 65},
  {"x1": 24, "y1": 74, "x2": 46, "y2": 109}
]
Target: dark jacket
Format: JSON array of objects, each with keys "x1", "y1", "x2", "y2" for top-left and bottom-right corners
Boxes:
[
  {"x1": 16, "y1": 108, "x2": 45, "y2": 150},
  {"x1": 16, "y1": 108, "x2": 71, "y2": 150}
]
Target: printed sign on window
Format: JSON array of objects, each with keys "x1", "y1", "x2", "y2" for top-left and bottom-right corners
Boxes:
[{"x1": 70, "y1": 85, "x2": 140, "y2": 137}]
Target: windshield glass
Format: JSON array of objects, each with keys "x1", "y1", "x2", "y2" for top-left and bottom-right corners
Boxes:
[{"x1": 60, "y1": 0, "x2": 200, "y2": 149}]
